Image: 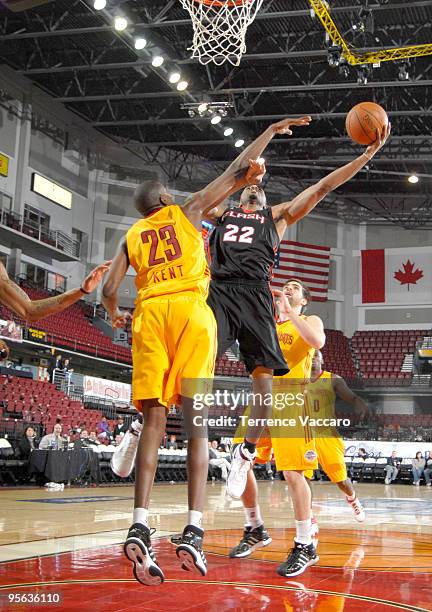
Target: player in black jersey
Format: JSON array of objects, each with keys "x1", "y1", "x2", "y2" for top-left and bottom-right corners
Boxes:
[{"x1": 207, "y1": 120, "x2": 391, "y2": 499}]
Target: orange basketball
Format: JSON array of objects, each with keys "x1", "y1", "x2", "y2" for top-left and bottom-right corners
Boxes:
[{"x1": 345, "y1": 102, "x2": 388, "y2": 145}]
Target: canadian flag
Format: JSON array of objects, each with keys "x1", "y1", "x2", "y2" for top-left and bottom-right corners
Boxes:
[{"x1": 361, "y1": 249, "x2": 432, "y2": 304}]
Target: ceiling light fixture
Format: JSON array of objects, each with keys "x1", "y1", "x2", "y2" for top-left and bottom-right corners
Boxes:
[
  {"x1": 169, "y1": 72, "x2": 181, "y2": 84},
  {"x1": 114, "y1": 16, "x2": 128, "y2": 31},
  {"x1": 134, "y1": 38, "x2": 147, "y2": 50},
  {"x1": 151, "y1": 55, "x2": 164, "y2": 67}
]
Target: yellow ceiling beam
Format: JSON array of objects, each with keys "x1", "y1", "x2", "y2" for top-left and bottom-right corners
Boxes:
[{"x1": 309, "y1": 0, "x2": 432, "y2": 65}]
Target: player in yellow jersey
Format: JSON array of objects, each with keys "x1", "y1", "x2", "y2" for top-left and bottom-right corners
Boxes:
[
  {"x1": 230, "y1": 279, "x2": 326, "y2": 578},
  {"x1": 101, "y1": 116, "x2": 303, "y2": 586},
  {"x1": 304, "y1": 350, "x2": 366, "y2": 531}
]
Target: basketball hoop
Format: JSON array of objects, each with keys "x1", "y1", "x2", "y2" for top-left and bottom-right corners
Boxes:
[{"x1": 180, "y1": 0, "x2": 264, "y2": 66}]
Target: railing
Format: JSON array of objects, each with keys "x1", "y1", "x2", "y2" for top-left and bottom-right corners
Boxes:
[{"x1": 0, "y1": 206, "x2": 80, "y2": 258}]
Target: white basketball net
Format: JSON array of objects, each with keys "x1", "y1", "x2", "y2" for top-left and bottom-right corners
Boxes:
[{"x1": 180, "y1": 0, "x2": 264, "y2": 66}]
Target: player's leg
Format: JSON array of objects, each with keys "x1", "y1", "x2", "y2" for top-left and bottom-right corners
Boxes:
[
  {"x1": 318, "y1": 436, "x2": 365, "y2": 522},
  {"x1": 273, "y1": 432, "x2": 319, "y2": 578},
  {"x1": 124, "y1": 401, "x2": 167, "y2": 586},
  {"x1": 229, "y1": 440, "x2": 272, "y2": 558},
  {"x1": 227, "y1": 367, "x2": 273, "y2": 498},
  {"x1": 304, "y1": 470, "x2": 319, "y2": 536},
  {"x1": 227, "y1": 285, "x2": 288, "y2": 498},
  {"x1": 170, "y1": 296, "x2": 217, "y2": 575}
]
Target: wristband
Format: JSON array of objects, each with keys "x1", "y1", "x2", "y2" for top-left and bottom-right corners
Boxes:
[
  {"x1": 80, "y1": 286, "x2": 90, "y2": 295},
  {"x1": 362, "y1": 152, "x2": 372, "y2": 161}
]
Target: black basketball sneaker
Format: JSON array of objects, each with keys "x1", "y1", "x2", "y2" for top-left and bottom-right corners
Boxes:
[
  {"x1": 124, "y1": 523, "x2": 165, "y2": 586},
  {"x1": 277, "y1": 541, "x2": 319, "y2": 578},
  {"x1": 176, "y1": 525, "x2": 207, "y2": 576},
  {"x1": 229, "y1": 525, "x2": 272, "y2": 558}
]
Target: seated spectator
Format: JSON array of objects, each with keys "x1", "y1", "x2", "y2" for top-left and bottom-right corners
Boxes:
[
  {"x1": 113, "y1": 417, "x2": 128, "y2": 439},
  {"x1": 424, "y1": 451, "x2": 432, "y2": 487},
  {"x1": 166, "y1": 434, "x2": 178, "y2": 450},
  {"x1": 39, "y1": 423, "x2": 65, "y2": 450},
  {"x1": 17, "y1": 426, "x2": 39, "y2": 459},
  {"x1": 74, "y1": 430, "x2": 91, "y2": 450},
  {"x1": 97, "y1": 416, "x2": 111, "y2": 437},
  {"x1": 412, "y1": 451, "x2": 426, "y2": 486},
  {"x1": 356, "y1": 448, "x2": 368, "y2": 459},
  {"x1": 209, "y1": 440, "x2": 230, "y2": 481},
  {"x1": 87, "y1": 431, "x2": 101, "y2": 447},
  {"x1": 384, "y1": 450, "x2": 401, "y2": 485}
]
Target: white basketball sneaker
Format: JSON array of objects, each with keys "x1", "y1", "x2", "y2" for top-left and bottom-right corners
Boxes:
[
  {"x1": 346, "y1": 495, "x2": 365, "y2": 522},
  {"x1": 111, "y1": 417, "x2": 143, "y2": 478},
  {"x1": 226, "y1": 443, "x2": 256, "y2": 499}
]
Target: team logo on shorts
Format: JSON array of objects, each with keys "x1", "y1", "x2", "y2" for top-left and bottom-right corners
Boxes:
[{"x1": 304, "y1": 449, "x2": 317, "y2": 462}]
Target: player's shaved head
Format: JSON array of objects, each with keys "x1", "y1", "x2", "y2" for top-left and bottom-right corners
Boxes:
[{"x1": 134, "y1": 180, "x2": 173, "y2": 216}]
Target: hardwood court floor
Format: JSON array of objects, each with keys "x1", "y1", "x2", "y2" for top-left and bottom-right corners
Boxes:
[{"x1": 0, "y1": 481, "x2": 431, "y2": 611}]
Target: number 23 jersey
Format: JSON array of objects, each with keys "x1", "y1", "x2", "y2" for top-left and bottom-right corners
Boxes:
[
  {"x1": 209, "y1": 206, "x2": 279, "y2": 282},
  {"x1": 126, "y1": 205, "x2": 210, "y2": 302}
]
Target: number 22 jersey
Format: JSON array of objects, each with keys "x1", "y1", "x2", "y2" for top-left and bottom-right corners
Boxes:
[
  {"x1": 209, "y1": 206, "x2": 279, "y2": 282},
  {"x1": 126, "y1": 205, "x2": 210, "y2": 302}
]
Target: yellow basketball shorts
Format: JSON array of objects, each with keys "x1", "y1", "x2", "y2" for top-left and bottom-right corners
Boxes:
[
  {"x1": 304, "y1": 435, "x2": 347, "y2": 482},
  {"x1": 131, "y1": 293, "x2": 217, "y2": 409}
]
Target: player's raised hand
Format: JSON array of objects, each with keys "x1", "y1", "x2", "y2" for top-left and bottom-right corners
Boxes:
[
  {"x1": 111, "y1": 309, "x2": 132, "y2": 329},
  {"x1": 81, "y1": 261, "x2": 112, "y2": 294},
  {"x1": 365, "y1": 122, "x2": 391, "y2": 158},
  {"x1": 272, "y1": 289, "x2": 292, "y2": 314},
  {"x1": 271, "y1": 116, "x2": 312, "y2": 136},
  {"x1": 246, "y1": 158, "x2": 266, "y2": 184}
]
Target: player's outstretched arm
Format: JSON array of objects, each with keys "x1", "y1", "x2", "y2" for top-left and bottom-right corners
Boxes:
[
  {"x1": 183, "y1": 116, "x2": 311, "y2": 226},
  {"x1": 272, "y1": 123, "x2": 391, "y2": 236},
  {"x1": 102, "y1": 239, "x2": 132, "y2": 328},
  {"x1": 332, "y1": 375, "x2": 369, "y2": 420},
  {"x1": 0, "y1": 261, "x2": 111, "y2": 323},
  {"x1": 273, "y1": 289, "x2": 325, "y2": 349}
]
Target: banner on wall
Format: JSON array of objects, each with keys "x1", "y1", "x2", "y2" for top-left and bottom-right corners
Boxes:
[
  {"x1": 361, "y1": 249, "x2": 432, "y2": 304},
  {"x1": 344, "y1": 439, "x2": 431, "y2": 459},
  {"x1": 0, "y1": 319, "x2": 22, "y2": 342},
  {"x1": 83, "y1": 375, "x2": 131, "y2": 404},
  {"x1": 28, "y1": 328, "x2": 47, "y2": 341}
]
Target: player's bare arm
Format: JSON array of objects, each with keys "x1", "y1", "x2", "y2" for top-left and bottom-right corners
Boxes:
[
  {"x1": 183, "y1": 116, "x2": 311, "y2": 228},
  {"x1": 273, "y1": 288, "x2": 325, "y2": 349},
  {"x1": 102, "y1": 239, "x2": 133, "y2": 328},
  {"x1": 272, "y1": 123, "x2": 391, "y2": 239},
  {"x1": 0, "y1": 260, "x2": 111, "y2": 323},
  {"x1": 332, "y1": 375, "x2": 369, "y2": 419}
]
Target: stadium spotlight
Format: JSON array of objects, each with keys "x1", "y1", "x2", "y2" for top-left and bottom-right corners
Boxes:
[
  {"x1": 211, "y1": 115, "x2": 222, "y2": 125},
  {"x1": 234, "y1": 139, "x2": 244, "y2": 147},
  {"x1": 169, "y1": 72, "x2": 181, "y2": 84},
  {"x1": 408, "y1": 174, "x2": 419, "y2": 184},
  {"x1": 198, "y1": 103, "x2": 208, "y2": 114},
  {"x1": 134, "y1": 38, "x2": 147, "y2": 50},
  {"x1": 114, "y1": 16, "x2": 128, "y2": 31},
  {"x1": 224, "y1": 127, "x2": 234, "y2": 136},
  {"x1": 177, "y1": 80, "x2": 188, "y2": 91},
  {"x1": 152, "y1": 55, "x2": 164, "y2": 67},
  {"x1": 93, "y1": 0, "x2": 106, "y2": 9}
]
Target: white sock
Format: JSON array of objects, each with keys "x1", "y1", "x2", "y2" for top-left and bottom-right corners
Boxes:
[
  {"x1": 295, "y1": 519, "x2": 312, "y2": 545},
  {"x1": 133, "y1": 507, "x2": 149, "y2": 528},
  {"x1": 244, "y1": 506, "x2": 263, "y2": 529},
  {"x1": 188, "y1": 510, "x2": 203, "y2": 530}
]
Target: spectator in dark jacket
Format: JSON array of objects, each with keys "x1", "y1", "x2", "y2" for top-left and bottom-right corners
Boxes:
[
  {"x1": 412, "y1": 451, "x2": 426, "y2": 486},
  {"x1": 384, "y1": 450, "x2": 401, "y2": 484},
  {"x1": 74, "y1": 430, "x2": 91, "y2": 450},
  {"x1": 113, "y1": 417, "x2": 128, "y2": 438},
  {"x1": 17, "y1": 426, "x2": 39, "y2": 459}
]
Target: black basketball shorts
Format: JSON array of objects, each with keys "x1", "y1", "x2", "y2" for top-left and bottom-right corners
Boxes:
[{"x1": 207, "y1": 279, "x2": 289, "y2": 376}]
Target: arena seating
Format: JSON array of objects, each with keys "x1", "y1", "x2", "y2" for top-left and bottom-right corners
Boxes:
[
  {"x1": 0, "y1": 285, "x2": 132, "y2": 364},
  {"x1": 322, "y1": 329, "x2": 356, "y2": 378},
  {"x1": 352, "y1": 330, "x2": 425, "y2": 384},
  {"x1": 0, "y1": 374, "x2": 115, "y2": 438}
]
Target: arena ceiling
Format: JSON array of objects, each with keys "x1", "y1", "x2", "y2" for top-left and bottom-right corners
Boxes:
[{"x1": 1, "y1": 0, "x2": 432, "y2": 227}]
